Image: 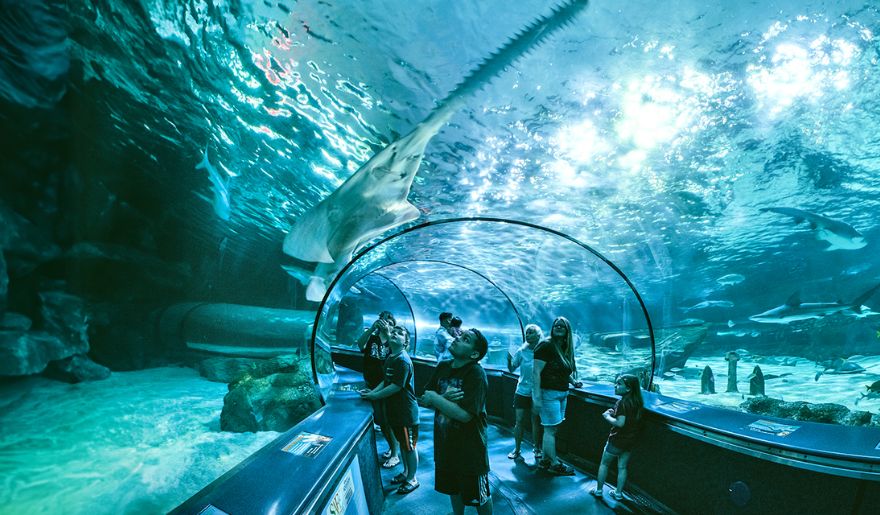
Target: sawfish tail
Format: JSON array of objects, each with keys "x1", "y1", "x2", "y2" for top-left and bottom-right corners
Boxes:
[{"x1": 423, "y1": 0, "x2": 590, "y2": 130}]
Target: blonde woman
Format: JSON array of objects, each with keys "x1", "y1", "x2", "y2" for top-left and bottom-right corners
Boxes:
[
  {"x1": 506, "y1": 324, "x2": 544, "y2": 462},
  {"x1": 532, "y1": 317, "x2": 582, "y2": 476}
]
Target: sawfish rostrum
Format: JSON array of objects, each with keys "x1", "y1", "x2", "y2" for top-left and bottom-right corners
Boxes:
[
  {"x1": 760, "y1": 207, "x2": 867, "y2": 251},
  {"x1": 283, "y1": 0, "x2": 591, "y2": 301}
]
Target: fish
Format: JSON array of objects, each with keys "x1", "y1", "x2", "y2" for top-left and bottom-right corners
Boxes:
[
  {"x1": 760, "y1": 207, "x2": 867, "y2": 251},
  {"x1": 749, "y1": 284, "x2": 880, "y2": 324},
  {"x1": 717, "y1": 274, "x2": 745, "y2": 286},
  {"x1": 683, "y1": 300, "x2": 734, "y2": 312},
  {"x1": 281, "y1": 0, "x2": 591, "y2": 301},
  {"x1": 855, "y1": 380, "x2": 880, "y2": 405},
  {"x1": 195, "y1": 147, "x2": 232, "y2": 221},
  {"x1": 814, "y1": 358, "x2": 866, "y2": 381}
]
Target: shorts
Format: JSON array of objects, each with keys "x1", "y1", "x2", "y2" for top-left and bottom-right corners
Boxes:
[
  {"x1": 513, "y1": 393, "x2": 532, "y2": 409},
  {"x1": 435, "y1": 469, "x2": 491, "y2": 506},
  {"x1": 539, "y1": 389, "x2": 568, "y2": 426},
  {"x1": 392, "y1": 425, "x2": 419, "y2": 452},
  {"x1": 604, "y1": 440, "x2": 631, "y2": 457},
  {"x1": 371, "y1": 399, "x2": 387, "y2": 427}
]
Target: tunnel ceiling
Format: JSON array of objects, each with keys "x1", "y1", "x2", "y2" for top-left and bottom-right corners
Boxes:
[{"x1": 42, "y1": 0, "x2": 880, "y2": 323}]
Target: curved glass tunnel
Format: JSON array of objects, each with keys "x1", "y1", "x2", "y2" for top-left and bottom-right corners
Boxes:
[{"x1": 312, "y1": 218, "x2": 656, "y2": 400}]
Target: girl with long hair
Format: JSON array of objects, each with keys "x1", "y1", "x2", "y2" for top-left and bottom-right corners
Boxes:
[{"x1": 591, "y1": 374, "x2": 644, "y2": 501}]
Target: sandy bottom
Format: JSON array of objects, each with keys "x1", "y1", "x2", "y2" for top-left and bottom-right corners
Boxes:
[{"x1": 0, "y1": 367, "x2": 279, "y2": 514}]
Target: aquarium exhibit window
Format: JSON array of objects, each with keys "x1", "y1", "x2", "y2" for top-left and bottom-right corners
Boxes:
[{"x1": 309, "y1": 217, "x2": 656, "y2": 400}]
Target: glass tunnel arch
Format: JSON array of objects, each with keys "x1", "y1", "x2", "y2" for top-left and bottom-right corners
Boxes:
[{"x1": 309, "y1": 217, "x2": 658, "y2": 401}]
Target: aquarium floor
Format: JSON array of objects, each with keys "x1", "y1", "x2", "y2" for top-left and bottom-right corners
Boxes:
[{"x1": 378, "y1": 407, "x2": 650, "y2": 514}]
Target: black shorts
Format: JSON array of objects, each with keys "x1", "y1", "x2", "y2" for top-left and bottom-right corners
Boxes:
[
  {"x1": 371, "y1": 399, "x2": 387, "y2": 426},
  {"x1": 435, "y1": 469, "x2": 491, "y2": 506},
  {"x1": 513, "y1": 393, "x2": 532, "y2": 409},
  {"x1": 392, "y1": 425, "x2": 419, "y2": 452}
]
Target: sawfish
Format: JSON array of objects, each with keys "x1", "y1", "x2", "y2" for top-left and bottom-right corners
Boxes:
[{"x1": 282, "y1": 0, "x2": 590, "y2": 301}]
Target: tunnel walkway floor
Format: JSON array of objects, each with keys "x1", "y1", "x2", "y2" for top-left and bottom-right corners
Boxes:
[{"x1": 378, "y1": 406, "x2": 655, "y2": 514}]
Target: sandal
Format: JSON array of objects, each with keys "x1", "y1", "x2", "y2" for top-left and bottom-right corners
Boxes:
[
  {"x1": 381, "y1": 456, "x2": 400, "y2": 468},
  {"x1": 548, "y1": 463, "x2": 575, "y2": 476},
  {"x1": 611, "y1": 490, "x2": 625, "y2": 501},
  {"x1": 396, "y1": 479, "x2": 420, "y2": 494},
  {"x1": 390, "y1": 473, "x2": 407, "y2": 485},
  {"x1": 589, "y1": 488, "x2": 603, "y2": 498},
  {"x1": 507, "y1": 449, "x2": 522, "y2": 460}
]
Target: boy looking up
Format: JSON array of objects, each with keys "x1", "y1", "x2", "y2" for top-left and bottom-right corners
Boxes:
[{"x1": 420, "y1": 328, "x2": 492, "y2": 515}]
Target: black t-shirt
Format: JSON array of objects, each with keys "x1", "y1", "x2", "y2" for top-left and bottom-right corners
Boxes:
[
  {"x1": 363, "y1": 333, "x2": 390, "y2": 388},
  {"x1": 534, "y1": 341, "x2": 572, "y2": 391},
  {"x1": 425, "y1": 360, "x2": 489, "y2": 475},
  {"x1": 608, "y1": 398, "x2": 641, "y2": 450},
  {"x1": 382, "y1": 351, "x2": 419, "y2": 427}
]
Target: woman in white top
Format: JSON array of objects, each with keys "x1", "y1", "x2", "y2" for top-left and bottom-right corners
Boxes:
[{"x1": 506, "y1": 324, "x2": 544, "y2": 461}]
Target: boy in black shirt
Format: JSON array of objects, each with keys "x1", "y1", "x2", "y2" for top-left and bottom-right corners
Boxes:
[
  {"x1": 421, "y1": 328, "x2": 493, "y2": 515},
  {"x1": 356, "y1": 311, "x2": 399, "y2": 468},
  {"x1": 361, "y1": 326, "x2": 420, "y2": 494}
]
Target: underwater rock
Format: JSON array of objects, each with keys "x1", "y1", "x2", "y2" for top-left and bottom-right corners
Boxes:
[
  {"x1": 725, "y1": 351, "x2": 739, "y2": 393},
  {"x1": 700, "y1": 365, "x2": 715, "y2": 394},
  {"x1": 44, "y1": 353, "x2": 110, "y2": 383},
  {"x1": 0, "y1": 203, "x2": 61, "y2": 272},
  {"x1": 653, "y1": 324, "x2": 709, "y2": 374},
  {"x1": 45, "y1": 242, "x2": 191, "y2": 301},
  {"x1": 0, "y1": 311, "x2": 32, "y2": 331},
  {"x1": 220, "y1": 368, "x2": 322, "y2": 433},
  {"x1": 740, "y1": 397, "x2": 878, "y2": 427},
  {"x1": 749, "y1": 365, "x2": 765, "y2": 396},
  {"x1": 39, "y1": 291, "x2": 89, "y2": 354},
  {"x1": 198, "y1": 354, "x2": 300, "y2": 384},
  {"x1": 0, "y1": 330, "x2": 68, "y2": 376}
]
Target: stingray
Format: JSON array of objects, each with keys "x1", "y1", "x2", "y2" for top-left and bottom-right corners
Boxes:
[{"x1": 282, "y1": 0, "x2": 591, "y2": 301}]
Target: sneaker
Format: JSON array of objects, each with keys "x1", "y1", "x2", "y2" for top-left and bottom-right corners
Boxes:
[
  {"x1": 390, "y1": 473, "x2": 407, "y2": 485},
  {"x1": 397, "y1": 479, "x2": 420, "y2": 494},
  {"x1": 381, "y1": 449, "x2": 393, "y2": 460},
  {"x1": 589, "y1": 488, "x2": 603, "y2": 498},
  {"x1": 534, "y1": 449, "x2": 543, "y2": 460},
  {"x1": 548, "y1": 463, "x2": 575, "y2": 476},
  {"x1": 381, "y1": 456, "x2": 400, "y2": 468},
  {"x1": 507, "y1": 449, "x2": 522, "y2": 460},
  {"x1": 537, "y1": 457, "x2": 552, "y2": 470},
  {"x1": 611, "y1": 490, "x2": 625, "y2": 501}
]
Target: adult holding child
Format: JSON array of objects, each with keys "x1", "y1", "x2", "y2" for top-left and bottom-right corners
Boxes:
[
  {"x1": 357, "y1": 310, "x2": 400, "y2": 468},
  {"x1": 532, "y1": 316, "x2": 582, "y2": 476},
  {"x1": 506, "y1": 324, "x2": 544, "y2": 462}
]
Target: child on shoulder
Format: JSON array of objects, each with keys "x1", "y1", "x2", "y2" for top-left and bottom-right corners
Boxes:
[{"x1": 591, "y1": 374, "x2": 644, "y2": 501}]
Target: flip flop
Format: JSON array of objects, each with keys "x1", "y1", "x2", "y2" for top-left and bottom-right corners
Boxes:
[{"x1": 396, "y1": 479, "x2": 420, "y2": 494}]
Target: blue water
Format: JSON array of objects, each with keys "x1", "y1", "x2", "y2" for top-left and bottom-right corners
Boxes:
[{"x1": 5, "y1": 0, "x2": 880, "y2": 511}]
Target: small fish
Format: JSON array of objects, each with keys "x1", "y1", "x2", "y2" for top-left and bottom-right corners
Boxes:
[
  {"x1": 856, "y1": 380, "x2": 880, "y2": 405},
  {"x1": 761, "y1": 207, "x2": 867, "y2": 251},
  {"x1": 717, "y1": 274, "x2": 745, "y2": 286}
]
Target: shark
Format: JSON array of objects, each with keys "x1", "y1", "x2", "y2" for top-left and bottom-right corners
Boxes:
[
  {"x1": 749, "y1": 283, "x2": 880, "y2": 324},
  {"x1": 281, "y1": 1, "x2": 590, "y2": 301},
  {"x1": 760, "y1": 207, "x2": 867, "y2": 251},
  {"x1": 196, "y1": 147, "x2": 233, "y2": 221}
]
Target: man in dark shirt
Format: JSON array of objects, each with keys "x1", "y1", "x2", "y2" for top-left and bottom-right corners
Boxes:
[
  {"x1": 361, "y1": 326, "x2": 420, "y2": 493},
  {"x1": 421, "y1": 328, "x2": 493, "y2": 515},
  {"x1": 356, "y1": 311, "x2": 399, "y2": 467}
]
